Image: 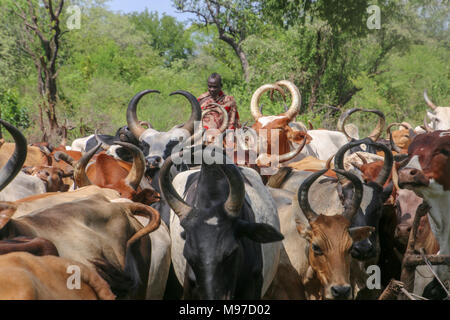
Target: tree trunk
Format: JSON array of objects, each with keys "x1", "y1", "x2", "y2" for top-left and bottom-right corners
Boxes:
[{"x1": 219, "y1": 35, "x2": 250, "y2": 82}]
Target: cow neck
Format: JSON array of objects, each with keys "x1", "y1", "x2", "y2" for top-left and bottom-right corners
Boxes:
[
  {"x1": 419, "y1": 180, "x2": 450, "y2": 254},
  {"x1": 416, "y1": 179, "x2": 450, "y2": 284}
]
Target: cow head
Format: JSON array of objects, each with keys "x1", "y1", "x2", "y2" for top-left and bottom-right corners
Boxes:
[
  {"x1": 334, "y1": 139, "x2": 393, "y2": 261},
  {"x1": 423, "y1": 90, "x2": 450, "y2": 131},
  {"x1": 393, "y1": 189, "x2": 432, "y2": 252},
  {"x1": 398, "y1": 131, "x2": 450, "y2": 192},
  {"x1": 126, "y1": 90, "x2": 202, "y2": 175},
  {"x1": 248, "y1": 81, "x2": 311, "y2": 166},
  {"x1": 159, "y1": 149, "x2": 283, "y2": 299},
  {"x1": 22, "y1": 166, "x2": 72, "y2": 192},
  {"x1": 295, "y1": 168, "x2": 373, "y2": 300}
]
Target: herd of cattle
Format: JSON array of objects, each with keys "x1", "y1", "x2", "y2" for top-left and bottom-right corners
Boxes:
[{"x1": 0, "y1": 81, "x2": 448, "y2": 300}]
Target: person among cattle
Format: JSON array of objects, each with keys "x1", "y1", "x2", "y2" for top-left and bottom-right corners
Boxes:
[{"x1": 198, "y1": 73, "x2": 241, "y2": 130}]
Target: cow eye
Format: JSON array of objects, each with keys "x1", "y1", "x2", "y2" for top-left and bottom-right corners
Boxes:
[
  {"x1": 440, "y1": 149, "x2": 449, "y2": 156},
  {"x1": 312, "y1": 243, "x2": 323, "y2": 256}
]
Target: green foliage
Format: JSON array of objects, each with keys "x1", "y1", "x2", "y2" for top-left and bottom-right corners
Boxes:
[
  {"x1": 0, "y1": 0, "x2": 448, "y2": 144},
  {"x1": 129, "y1": 9, "x2": 194, "y2": 65},
  {"x1": 0, "y1": 89, "x2": 30, "y2": 129}
]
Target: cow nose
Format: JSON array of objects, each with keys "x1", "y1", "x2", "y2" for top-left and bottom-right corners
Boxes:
[
  {"x1": 395, "y1": 224, "x2": 412, "y2": 238},
  {"x1": 146, "y1": 156, "x2": 162, "y2": 167},
  {"x1": 331, "y1": 285, "x2": 351, "y2": 299},
  {"x1": 398, "y1": 168, "x2": 429, "y2": 187},
  {"x1": 351, "y1": 239, "x2": 376, "y2": 260}
]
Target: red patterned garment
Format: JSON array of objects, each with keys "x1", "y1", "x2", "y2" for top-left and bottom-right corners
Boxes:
[{"x1": 198, "y1": 91, "x2": 241, "y2": 130}]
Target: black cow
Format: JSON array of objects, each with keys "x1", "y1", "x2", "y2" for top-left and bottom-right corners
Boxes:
[{"x1": 159, "y1": 148, "x2": 284, "y2": 299}]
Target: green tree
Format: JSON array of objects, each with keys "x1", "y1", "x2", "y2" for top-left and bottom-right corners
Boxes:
[{"x1": 129, "y1": 9, "x2": 194, "y2": 65}]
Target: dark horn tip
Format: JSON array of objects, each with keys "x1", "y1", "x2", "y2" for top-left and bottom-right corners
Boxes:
[{"x1": 169, "y1": 90, "x2": 194, "y2": 97}]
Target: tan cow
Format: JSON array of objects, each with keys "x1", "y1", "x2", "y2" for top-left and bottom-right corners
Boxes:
[
  {"x1": 0, "y1": 252, "x2": 115, "y2": 300},
  {"x1": 265, "y1": 169, "x2": 373, "y2": 300}
]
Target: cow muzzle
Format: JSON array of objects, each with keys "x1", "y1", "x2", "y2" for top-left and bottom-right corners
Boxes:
[
  {"x1": 325, "y1": 285, "x2": 352, "y2": 300},
  {"x1": 398, "y1": 167, "x2": 430, "y2": 189},
  {"x1": 394, "y1": 224, "x2": 411, "y2": 248},
  {"x1": 145, "y1": 155, "x2": 162, "y2": 168},
  {"x1": 351, "y1": 239, "x2": 377, "y2": 261}
]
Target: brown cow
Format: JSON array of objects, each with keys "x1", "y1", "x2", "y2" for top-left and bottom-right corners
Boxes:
[
  {"x1": 0, "y1": 143, "x2": 49, "y2": 168},
  {"x1": 0, "y1": 252, "x2": 115, "y2": 300},
  {"x1": 248, "y1": 81, "x2": 312, "y2": 167},
  {"x1": 266, "y1": 169, "x2": 373, "y2": 300},
  {"x1": 398, "y1": 130, "x2": 450, "y2": 299},
  {"x1": 22, "y1": 166, "x2": 73, "y2": 192},
  {"x1": 60, "y1": 142, "x2": 160, "y2": 205}
]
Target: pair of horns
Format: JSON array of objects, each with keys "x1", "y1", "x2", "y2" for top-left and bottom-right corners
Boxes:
[
  {"x1": 251, "y1": 80, "x2": 301, "y2": 121},
  {"x1": 127, "y1": 90, "x2": 202, "y2": 139},
  {"x1": 73, "y1": 135, "x2": 145, "y2": 190},
  {"x1": 338, "y1": 108, "x2": 385, "y2": 142},
  {"x1": 334, "y1": 138, "x2": 393, "y2": 187},
  {"x1": 298, "y1": 168, "x2": 363, "y2": 223},
  {"x1": 202, "y1": 103, "x2": 229, "y2": 133},
  {"x1": 159, "y1": 146, "x2": 245, "y2": 221}
]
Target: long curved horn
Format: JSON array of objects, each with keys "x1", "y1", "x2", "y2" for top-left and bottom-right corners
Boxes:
[
  {"x1": 367, "y1": 110, "x2": 385, "y2": 141},
  {"x1": 278, "y1": 132, "x2": 308, "y2": 163},
  {"x1": 169, "y1": 90, "x2": 202, "y2": 135},
  {"x1": 113, "y1": 141, "x2": 145, "y2": 190},
  {"x1": 297, "y1": 169, "x2": 327, "y2": 222},
  {"x1": 337, "y1": 108, "x2": 361, "y2": 140},
  {"x1": 400, "y1": 122, "x2": 413, "y2": 130},
  {"x1": 73, "y1": 143, "x2": 101, "y2": 188},
  {"x1": 424, "y1": 90, "x2": 437, "y2": 111},
  {"x1": 158, "y1": 154, "x2": 192, "y2": 220},
  {"x1": 334, "y1": 139, "x2": 393, "y2": 186},
  {"x1": 220, "y1": 163, "x2": 245, "y2": 218},
  {"x1": 275, "y1": 80, "x2": 301, "y2": 121},
  {"x1": 423, "y1": 114, "x2": 434, "y2": 132},
  {"x1": 0, "y1": 119, "x2": 27, "y2": 191},
  {"x1": 263, "y1": 84, "x2": 287, "y2": 115},
  {"x1": 250, "y1": 84, "x2": 285, "y2": 120},
  {"x1": 126, "y1": 90, "x2": 160, "y2": 139},
  {"x1": 54, "y1": 151, "x2": 74, "y2": 166},
  {"x1": 338, "y1": 108, "x2": 385, "y2": 141},
  {"x1": 202, "y1": 103, "x2": 229, "y2": 133},
  {"x1": 95, "y1": 130, "x2": 110, "y2": 150},
  {"x1": 386, "y1": 123, "x2": 403, "y2": 153},
  {"x1": 333, "y1": 169, "x2": 363, "y2": 222}
]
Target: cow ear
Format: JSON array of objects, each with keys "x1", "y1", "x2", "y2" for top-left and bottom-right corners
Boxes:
[
  {"x1": 236, "y1": 220, "x2": 284, "y2": 243},
  {"x1": 348, "y1": 226, "x2": 374, "y2": 242}
]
